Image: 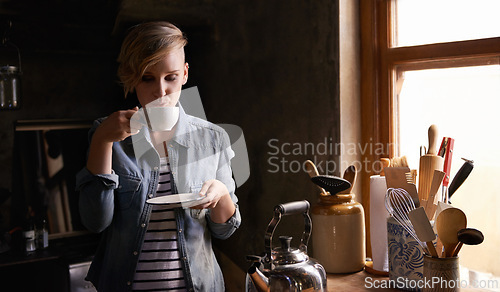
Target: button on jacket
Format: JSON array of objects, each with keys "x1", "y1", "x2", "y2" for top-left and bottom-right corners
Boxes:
[{"x1": 76, "y1": 105, "x2": 241, "y2": 291}]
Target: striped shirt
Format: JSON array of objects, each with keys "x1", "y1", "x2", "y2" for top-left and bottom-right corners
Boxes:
[{"x1": 132, "y1": 157, "x2": 187, "y2": 291}]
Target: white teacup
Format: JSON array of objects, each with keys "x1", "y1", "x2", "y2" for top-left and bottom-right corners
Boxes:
[{"x1": 144, "y1": 106, "x2": 179, "y2": 131}]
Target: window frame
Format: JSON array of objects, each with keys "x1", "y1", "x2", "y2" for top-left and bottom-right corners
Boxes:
[{"x1": 359, "y1": 0, "x2": 500, "y2": 256}]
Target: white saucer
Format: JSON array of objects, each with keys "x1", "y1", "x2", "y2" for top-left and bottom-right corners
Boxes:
[{"x1": 146, "y1": 193, "x2": 205, "y2": 205}]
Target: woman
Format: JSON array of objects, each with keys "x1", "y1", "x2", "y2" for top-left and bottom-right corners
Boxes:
[{"x1": 76, "y1": 21, "x2": 241, "y2": 291}]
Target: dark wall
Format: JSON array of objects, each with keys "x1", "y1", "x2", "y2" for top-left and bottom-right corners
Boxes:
[
  {"x1": 0, "y1": 0, "x2": 340, "y2": 272},
  {"x1": 203, "y1": 1, "x2": 340, "y2": 269}
]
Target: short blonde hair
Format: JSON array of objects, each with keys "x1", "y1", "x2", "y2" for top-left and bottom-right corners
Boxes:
[{"x1": 117, "y1": 21, "x2": 188, "y2": 96}]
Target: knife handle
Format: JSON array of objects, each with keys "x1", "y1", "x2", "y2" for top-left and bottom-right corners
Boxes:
[{"x1": 448, "y1": 159, "x2": 474, "y2": 198}]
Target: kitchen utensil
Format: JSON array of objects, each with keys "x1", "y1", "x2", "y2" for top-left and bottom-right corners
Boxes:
[
  {"x1": 452, "y1": 228, "x2": 484, "y2": 257},
  {"x1": 424, "y1": 170, "x2": 446, "y2": 220},
  {"x1": 380, "y1": 158, "x2": 390, "y2": 176},
  {"x1": 436, "y1": 207, "x2": 467, "y2": 258},
  {"x1": 439, "y1": 137, "x2": 454, "y2": 203},
  {"x1": 418, "y1": 125, "x2": 444, "y2": 201},
  {"x1": 311, "y1": 175, "x2": 351, "y2": 196},
  {"x1": 435, "y1": 201, "x2": 453, "y2": 217},
  {"x1": 448, "y1": 158, "x2": 474, "y2": 200},
  {"x1": 390, "y1": 156, "x2": 408, "y2": 167},
  {"x1": 384, "y1": 188, "x2": 426, "y2": 251},
  {"x1": 339, "y1": 165, "x2": 356, "y2": 194},
  {"x1": 384, "y1": 167, "x2": 419, "y2": 207},
  {"x1": 438, "y1": 137, "x2": 447, "y2": 157},
  {"x1": 434, "y1": 201, "x2": 453, "y2": 256},
  {"x1": 146, "y1": 193, "x2": 204, "y2": 205},
  {"x1": 408, "y1": 206, "x2": 438, "y2": 257},
  {"x1": 304, "y1": 160, "x2": 327, "y2": 196},
  {"x1": 247, "y1": 200, "x2": 327, "y2": 292},
  {"x1": 406, "y1": 169, "x2": 417, "y2": 184}
]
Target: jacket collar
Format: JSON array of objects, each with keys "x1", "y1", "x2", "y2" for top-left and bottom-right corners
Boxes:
[{"x1": 170, "y1": 103, "x2": 191, "y2": 148}]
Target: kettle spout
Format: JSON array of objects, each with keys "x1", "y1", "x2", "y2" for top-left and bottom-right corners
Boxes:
[{"x1": 248, "y1": 266, "x2": 269, "y2": 292}]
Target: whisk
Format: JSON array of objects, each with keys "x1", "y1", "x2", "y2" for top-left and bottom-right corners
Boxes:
[{"x1": 385, "y1": 188, "x2": 429, "y2": 253}]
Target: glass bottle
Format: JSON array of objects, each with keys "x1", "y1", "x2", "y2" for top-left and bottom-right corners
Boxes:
[
  {"x1": 37, "y1": 220, "x2": 49, "y2": 249},
  {"x1": 23, "y1": 210, "x2": 36, "y2": 253}
]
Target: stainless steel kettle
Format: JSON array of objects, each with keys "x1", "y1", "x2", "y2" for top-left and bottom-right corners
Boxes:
[{"x1": 246, "y1": 200, "x2": 327, "y2": 291}]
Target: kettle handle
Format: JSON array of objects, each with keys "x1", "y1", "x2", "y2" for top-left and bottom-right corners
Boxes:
[{"x1": 263, "y1": 200, "x2": 312, "y2": 265}]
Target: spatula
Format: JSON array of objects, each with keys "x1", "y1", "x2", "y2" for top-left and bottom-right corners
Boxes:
[
  {"x1": 408, "y1": 206, "x2": 439, "y2": 257},
  {"x1": 424, "y1": 170, "x2": 446, "y2": 220},
  {"x1": 384, "y1": 167, "x2": 419, "y2": 207},
  {"x1": 305, "y1": 160, "x2": 328, "y2": 196},
  {"x1": 311, "y1": 175, "x2": 351, "y2": 196},
  {"x1": 436, "y1": 207, "x2": 467, "y2": 258}
]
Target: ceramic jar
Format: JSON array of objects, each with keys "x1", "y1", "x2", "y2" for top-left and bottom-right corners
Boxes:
[{"x1": 311, "y1": 193, "x2": 366, "y2": 273}]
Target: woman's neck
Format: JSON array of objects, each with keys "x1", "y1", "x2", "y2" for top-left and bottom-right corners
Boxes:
[{"x1": 150, "y1": 126, "x2": 176, "y2": 157}]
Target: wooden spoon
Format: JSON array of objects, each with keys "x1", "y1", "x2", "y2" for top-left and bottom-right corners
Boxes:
[
  {"x1": 436, "y1": 207, "x2": 467, "y2": 257},
  {"x1": 339, "y1": 165, "x2": 356, "y2": 194},
  {"x1": 305, "y1": 160, "x2": 327, "y2": 196},
  {"x1": 452, "y1": 228, "x2": 484, "y2": 257}
]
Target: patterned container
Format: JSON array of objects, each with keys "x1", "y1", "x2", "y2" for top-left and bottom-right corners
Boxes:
[
  {"x1": 423, "y1": 255, "x2": 459, "y2": 292},
  {"x1": 387, "y1": 216, "x2": 425, "y2": 291}
]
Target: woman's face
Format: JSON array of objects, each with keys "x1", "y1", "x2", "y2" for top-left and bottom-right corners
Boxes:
[{"x1": 135, "y1": 48, "x2": 188, "y2": 108}]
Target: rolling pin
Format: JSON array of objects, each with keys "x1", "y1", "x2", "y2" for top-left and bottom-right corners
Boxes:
[{"x1": 418, "y1": 125, "x2": 444, "y2": 201}]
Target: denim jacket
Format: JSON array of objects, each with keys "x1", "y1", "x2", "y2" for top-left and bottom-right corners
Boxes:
[{"x1": 76, "y1": 105, "x2": 241, "y2": 291}]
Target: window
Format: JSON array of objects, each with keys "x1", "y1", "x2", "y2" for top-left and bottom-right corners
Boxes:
[
  {"x1": 360, "y1": 0, "x2": 500, "y2": 281},
  {"x1": 394, "y1": 0, "x2": 500, "y2": 47}
]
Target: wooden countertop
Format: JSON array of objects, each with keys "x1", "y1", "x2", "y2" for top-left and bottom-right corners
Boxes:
[
  {"x1": 327, "y1": 270, "x2": 399, "y2": 291},
  {"x1": 327, "y1": 270, "x2": 490, "y2": 291}
]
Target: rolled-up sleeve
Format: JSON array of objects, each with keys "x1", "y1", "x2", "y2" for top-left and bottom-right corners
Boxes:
[
  {"x1": 207, "y1": 204, "x2": 241, "y2": 239},
  {"x1": 206, "y1": 130, "x2": 241, "y2": 239},
  {"x1": 76, "y1": 167, "x2": 119, "y2": 233}
]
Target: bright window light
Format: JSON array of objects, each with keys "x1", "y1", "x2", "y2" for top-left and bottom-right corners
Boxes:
[
  {"x1": 398, "y1": 65, "x2": 500, "y2": 277},
  {"x1": 395, "y1": 0, "x2": 500, "y2": 47}
]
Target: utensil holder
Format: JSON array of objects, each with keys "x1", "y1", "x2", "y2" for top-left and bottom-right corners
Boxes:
[
  {"x1": 387, "y1": 216, "x2": 425, "y2": 291},
  {"x1": 423, "y1": 255, "x2": 460, "y2": 292}
]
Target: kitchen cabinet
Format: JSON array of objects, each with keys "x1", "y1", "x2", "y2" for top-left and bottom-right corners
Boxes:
[{"x1": 0, "y1": 233, "x2": 99, "y2": 292}]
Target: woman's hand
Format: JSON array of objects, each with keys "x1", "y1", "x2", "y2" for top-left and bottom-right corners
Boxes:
[
  {"x1": 86, "y1": 107, "x2": 139, "y2": 175},
  {"x1": 93, "y1": 107, "x2": 139, "y2": 143},
  {"x1": 191, "y1": 179, "x2": 236, "y2": 223}
]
